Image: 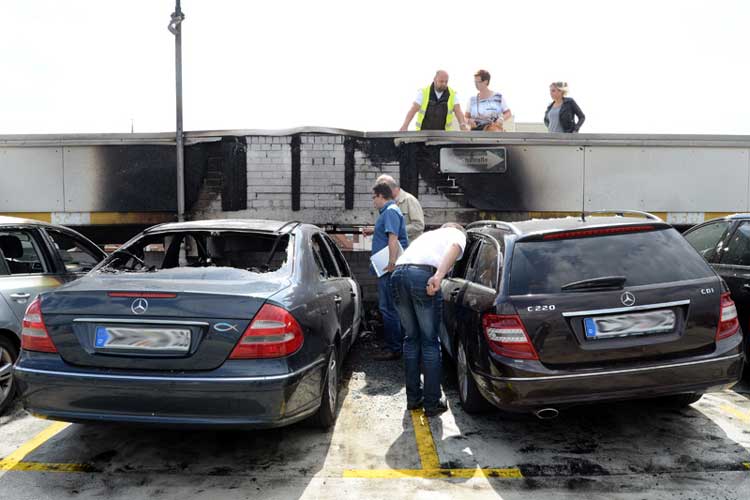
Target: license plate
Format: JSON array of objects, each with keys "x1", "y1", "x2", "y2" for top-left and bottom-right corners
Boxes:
[
  {"x1": 95, "y1": 326, "x2": 191, "y2": 352},
  {"x1": 584, "y1": 309, "x2": 676, "y2": 340}
]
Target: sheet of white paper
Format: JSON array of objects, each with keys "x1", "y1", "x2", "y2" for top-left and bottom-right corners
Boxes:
[{"x1": 370, "y1": 243, "x2": 404, "y2": 277}]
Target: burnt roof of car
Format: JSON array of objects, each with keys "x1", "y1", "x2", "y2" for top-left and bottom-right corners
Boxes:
[
  {"x1": 470, "y1": 215, "x2": 671, "y2": 238},
  {"x1": 144, "y1": 219, "x2": 308, "y2": 234}
]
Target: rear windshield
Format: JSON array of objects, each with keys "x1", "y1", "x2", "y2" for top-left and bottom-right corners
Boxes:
[
  {"x1": 97, "y1": 231, "x2": 293, "y2": 279},
  {"x1": 509, "y1": 228, "x2": 714, "y2": 295}
]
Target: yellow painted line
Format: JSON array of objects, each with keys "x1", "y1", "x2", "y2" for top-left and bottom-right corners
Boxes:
[
  {"x1": 410, "y1": 409, "x2": 440, "y2": 470},
  {"x1": 89, "y1": 212, "x2": 175, "y2": 225},
  {"x1": 343, "y1": 467, "x2": 523, "y2": 479},
  {"x1": 744, "y1": 462, "x2": 750, "y2": 470},
  {"x1": 4, "y1": 461, "x2": 93, "y2": 473},
  {"x1": 0, "y1": 212, "x2": 52, "y2": 223},
  {"x1": 719, "y1": 404, "x2": 750, "y2": 424},
  {"x1": 0, "y1": 421, "x2": 70, "y2": 471}
]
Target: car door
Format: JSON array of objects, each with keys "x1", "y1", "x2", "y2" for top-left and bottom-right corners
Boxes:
[
  {"x1": 714, "y1": 221, "x2": 750, "y2": 336},
  {"x1": 42, "y1": 227, "x2": 107, "y2": 283},
  {"x1": 310, "y1": 233, "x2": 346, "y2": 344},
  {"x1": 440, "y1": 236, "x2": 481, "y2": 358},
  {"x1": 458, "y1": 237, "x2": 502, "y2": 370},
  {"x1": 0, "y1": 226, "x2": 64, "y2": 326},
  {"x1": 321, "y1": 234, "x2": 359, "y2": 350}
]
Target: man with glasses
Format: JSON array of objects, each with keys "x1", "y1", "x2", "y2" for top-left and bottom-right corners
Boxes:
[{"x1": 371, "y1": 182, "x2": 409, "y2": 361}]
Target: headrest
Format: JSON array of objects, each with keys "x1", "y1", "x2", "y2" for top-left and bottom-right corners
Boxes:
[{"x1": 0, "y1": 235, "x2": 23, "y2": 259}]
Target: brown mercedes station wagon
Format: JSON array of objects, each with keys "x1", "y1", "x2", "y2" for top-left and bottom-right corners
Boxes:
[{"x1": 440, "y1": 212, "x2": 744, "y2": 418}]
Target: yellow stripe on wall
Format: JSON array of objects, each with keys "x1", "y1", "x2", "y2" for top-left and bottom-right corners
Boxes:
[{"x1": 0, "y1": 213, "x2": 52, "y2": 223}]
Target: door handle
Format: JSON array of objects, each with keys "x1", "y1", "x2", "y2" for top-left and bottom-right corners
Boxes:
[
  {"x1": 743, "y1": 283, "x2": 750, "y2": 291},
  {"x1": 10, "y1": 293, "x2": 31, "y2": 300},
  {"x1": 334, "y1": 295, "x2": 343, "y2": 304},
  {"x1": 350, "y1": 291, "x2": 357, "y2": 298},
  {"x1": 450, "y1": 288, "x2": 460, "y2": 297}
]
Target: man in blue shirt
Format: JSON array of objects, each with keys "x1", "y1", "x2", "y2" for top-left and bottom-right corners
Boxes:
[{"x1": 371, "y1": 182, "x2": 409, "y2": 360}]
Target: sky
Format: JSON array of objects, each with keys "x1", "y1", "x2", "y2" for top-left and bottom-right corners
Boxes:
[{"x1": 0, "y1": 0, "x2": 748, "y2": 135}]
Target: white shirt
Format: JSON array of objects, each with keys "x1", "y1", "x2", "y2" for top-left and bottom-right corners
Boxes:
[
  {"x1": 467, "y1": 93, "x2": 509, "y2": 125},
  {"x1": 414, "y1": 88, "x2": 459, "y2": 107},
  {"x1": 396, "y1": 227, "x2": 466, "y2": 269}
]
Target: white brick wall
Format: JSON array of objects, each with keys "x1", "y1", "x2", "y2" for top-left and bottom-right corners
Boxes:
[{"x1": 207, "y1": 133, "x2": 465, "y2": 224}]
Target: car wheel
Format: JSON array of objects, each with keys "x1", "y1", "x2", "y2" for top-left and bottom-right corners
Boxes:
[
  {"x1": 456, "y1": 340, "x2": 491, "y2": 414},
  {"x1": 658, "y1": 393, "x2": 703, "y2": 408},
  {"x1": 311, "y1": 344, "x2": 339, "y2": 429},
  {"x1": 0, "y1": 337, "x2": 19, "y2": 415}
]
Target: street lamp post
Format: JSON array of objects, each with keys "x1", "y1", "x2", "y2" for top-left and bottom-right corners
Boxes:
[{"x1": 168, "y1": 1, "x2": 186, "y2": 222}]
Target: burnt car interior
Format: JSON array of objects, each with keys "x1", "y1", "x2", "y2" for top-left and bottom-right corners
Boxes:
[
  {"x1": 0, "y1": 231, "x2": 45, "y2": 275},
  {"x1": 102, "y1": 231, "x2": 291, "y2": 274}
]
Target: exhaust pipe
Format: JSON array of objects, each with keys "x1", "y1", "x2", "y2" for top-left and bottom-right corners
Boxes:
[{"x1": 534, "y1": 408, "x2": 559, "y2": 420}]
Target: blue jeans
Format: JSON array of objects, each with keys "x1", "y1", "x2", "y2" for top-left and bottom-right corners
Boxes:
[
  {"x1": 390, "y1": 266, "x2": 443, "y2": 409},
  {"x1": 378, "y1": 273, "x2": 403, "y2": 354}
]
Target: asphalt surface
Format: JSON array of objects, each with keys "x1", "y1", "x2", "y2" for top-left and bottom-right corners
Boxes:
[{"x1": 0, "y1": 332, "x2": 749, "y2": 499}]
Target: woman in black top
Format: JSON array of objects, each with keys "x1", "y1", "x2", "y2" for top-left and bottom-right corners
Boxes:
[{"x1": 544, "y1": 82, "x2": 585, "y2": 133}]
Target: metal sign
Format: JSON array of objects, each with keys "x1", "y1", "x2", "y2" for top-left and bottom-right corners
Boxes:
[{"x1": 440, "y1": 147, "x2": 508, "y2": 174}]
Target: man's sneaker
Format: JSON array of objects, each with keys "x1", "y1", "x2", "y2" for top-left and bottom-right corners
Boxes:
[
  {"x1": 407, "y1": 399, "x2": 423, "y2": 410},
  {"x1": 373, "y1": 351, "x2": 401, "y2": 361},
  {"x1": 424, "y1": 398, "x2": 448, "y2": 417}
]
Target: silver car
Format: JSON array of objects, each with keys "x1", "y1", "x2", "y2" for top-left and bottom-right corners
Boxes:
[{"x1": 0, "y1": 216, "x2": 106, "y2": 413}]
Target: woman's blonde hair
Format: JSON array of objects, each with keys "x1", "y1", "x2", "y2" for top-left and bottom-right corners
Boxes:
[{"x1": 551, "y1": 81, "x2": 569, "y2": 96}]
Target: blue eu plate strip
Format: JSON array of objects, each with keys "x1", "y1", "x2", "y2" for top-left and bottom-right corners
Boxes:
[
  {"x1": 584, "y1": 318, "x2": 597, "y2": 338},
  {"x1": 95, "y1": 326, "x2": 110, "y2": 347}
]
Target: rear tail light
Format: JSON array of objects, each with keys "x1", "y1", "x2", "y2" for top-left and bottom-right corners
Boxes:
[
  {"x1": 229, "y1": 304, "x2": 304, "y2": 359},
  {"x1": 716, "y1": 292, "x2": 740, "y2": 341},
  {"x1": 482, "y1": 314, "x2": 539, "y2": 360},
  {"x1": 108, "y1": 292, "x2": 177, "y2": 298},
  {"x1": 21, "y1": 297, "x2": 58, "y2": 353},
  {"x1": 543, "y1": 225, "x2": 655, "y2": 240}
]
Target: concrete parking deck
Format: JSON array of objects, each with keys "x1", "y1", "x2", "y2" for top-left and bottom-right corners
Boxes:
[{"x1": 1, "y1": 334, "x2": 749, "y2": 499}]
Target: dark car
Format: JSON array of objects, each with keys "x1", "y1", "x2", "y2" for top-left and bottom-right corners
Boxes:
[
  {"x1": 14, "y1": 219, "x2": 362, "y2": 428},
  {"x1": 684, "y1": 213, "x2": 750, "y2": 360},
  {"x1": 0, "y1": 216, "x2": 106, "y2": 413},
  {"x1": 440, "y1": 212, "x2": 744, "y2": 418}
]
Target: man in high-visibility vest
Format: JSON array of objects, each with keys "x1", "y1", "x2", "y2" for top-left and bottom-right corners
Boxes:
[{"x1": 399, "y1": 70, "x2": 469, "y2": 131}]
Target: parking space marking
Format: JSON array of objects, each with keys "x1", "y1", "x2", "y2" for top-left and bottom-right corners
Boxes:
[
  {"x1": 719, "y1": 404, "x2": 750, "y2": 424},
  {"x1": 6, "y1": 461, "x2": 93, "y2": 473},
  {"x1": 410, "y1": 409, "x2": 440, "y2": 470},
  {"x1": 0, "y1": 421, "x2": 70, "y2": 472},
  {"x1": 343, "y1": 467, "x2": 523, "y2": 479},
  {"x1": 342, "y1": 409, "x2": 523, "y2": 479}
]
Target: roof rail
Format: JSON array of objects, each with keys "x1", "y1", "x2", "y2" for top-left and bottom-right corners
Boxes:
[
  {"x1": 276, "y1": 220, "x2": 302, "y2": 233},
  {"x1": 466, "y1": 220, "x2": 522, "y2": 235},
  {"x1": 584, "y1": 210, "x2": 663, "y2": 221}
]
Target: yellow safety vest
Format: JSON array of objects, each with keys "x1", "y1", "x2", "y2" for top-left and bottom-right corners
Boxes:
[{"x1": 415, "y1": 86, "x2": 456, "y2": 131}]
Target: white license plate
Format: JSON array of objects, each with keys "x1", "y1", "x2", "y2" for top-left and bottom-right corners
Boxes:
[
  {"x1": 95, "y1": 326, "x2": 191, "y2": 352},
  {"x1": 584, "y1": 309, "x2": 676, "y2": 340}
]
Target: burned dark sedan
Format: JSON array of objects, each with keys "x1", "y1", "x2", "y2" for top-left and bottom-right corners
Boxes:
[
  {"x1": 14, "y1": 220, "x2": 362, "y2": 428},
  {"x1": 441, "y1": 213, "x2": 744, "y2": 418}
]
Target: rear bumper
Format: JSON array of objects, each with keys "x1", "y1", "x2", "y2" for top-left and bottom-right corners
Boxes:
[
  {"x1": 14, "y1": 355, "x2": 326, "y2": 428},
  {"x1": 472, "y1": 349, "x2": 744, "y2": 412}
]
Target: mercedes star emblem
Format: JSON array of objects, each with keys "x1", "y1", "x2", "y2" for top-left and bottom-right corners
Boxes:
[
  {"x1": 131, "y1": 298, "x2": 149, "y2": 315},
  {"x1": 620, "y1": 291, "x2": 636, "y2": 307}
]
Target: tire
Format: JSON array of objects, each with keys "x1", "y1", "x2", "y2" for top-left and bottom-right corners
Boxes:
[
  {"x1": 310, "y1": 345, "x2": 340, "y2": 429},
  {"x1": 0, "y1": 336, "x2": 19, "y2": 415},
  {"x1": 658, "y1": 393, "x2": 703, "y2": 408},
  {"x1": 456, "y1": 340, "x2": 492, "y2": 414}
]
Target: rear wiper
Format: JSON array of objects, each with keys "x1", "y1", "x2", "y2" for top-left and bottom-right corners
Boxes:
[{"x1": 561, "y1": 275, "x2": 627, "y2": 291}]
